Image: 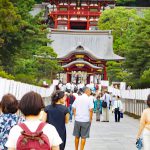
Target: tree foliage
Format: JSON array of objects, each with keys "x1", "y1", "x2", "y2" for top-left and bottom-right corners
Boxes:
[
  {"x1": 0, "y1": 0, "x2": 62, "y2": 85},
  {"x1": 98, "y1": 7, "x2": 150, "y2": 88},
  {"x1": 107, "y1": 61, "x2": 129, "y2": 83},
  {"x1": 125, "y1": 9, "x2": 150, "y2": 88},
  {"x1": 0, "y1": 0, "x2": 22, "y2": 68},
  {"x1": 98, "y1": 7, "x2": 139, "y2": 56},
  {"x1": 34, "y1": 46, "x2": 62, "y2": 81},
  {"x1": 116, "y1": 0, "x2": 136, "y2": 5},
  {"x1": 116, "y1": 0, "x2": 150, "y2": 6}
]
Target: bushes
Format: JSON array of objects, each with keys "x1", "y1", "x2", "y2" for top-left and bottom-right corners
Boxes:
[
  {"x1": 139, "y1": 69, "x2": 150, "y2": 88},
  {"x1": 15, "y1": 74, "x2": 36, "y2": 85},
  {"x1": 37, "y1": 78, "x2": 51, "y2": 87},
  {"x1": 0, "y1": 71, "x2": 15, "y2": 80}
]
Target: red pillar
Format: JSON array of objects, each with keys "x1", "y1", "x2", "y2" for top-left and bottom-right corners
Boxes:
[
  {"x1": 87, "y1": 74, "x2": 90, "y2": 84},
  {"x1": 67, "y1": 73, "x2": 70, "y2": 83},
  {"x1": 87, "y1": 15, "x2": 89, "y2": 30},
  {"x1": 103, "y1": 62, "x2": 107, "y2": 80},
  {"x1": 54, "y1": 16, "x2": 58, "y2": 29},
  {"x1": 67, "y1": 16, "x2": 70, "y2": 29},
  {"x1": 68, "y1": 2, "x2": 70, "y2": 29},
  {"x1": 67, "y1": 73, "x2": 71, "y2": 83}
]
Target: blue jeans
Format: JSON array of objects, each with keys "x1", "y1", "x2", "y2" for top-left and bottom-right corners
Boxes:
[{"x1": 68, "y1": 104, "x2": 73, "y2": 121}]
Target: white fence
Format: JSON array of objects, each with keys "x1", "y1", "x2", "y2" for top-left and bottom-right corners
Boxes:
[
  {"x1": 0, "y1": 77, "x2": 149, "y2": 101},
  {"x1": 0, "y1": 77, "x2": 55, "y2": 101},
  {"x1": 108, "y1": 86, "x2": 150, "y2": 100}
]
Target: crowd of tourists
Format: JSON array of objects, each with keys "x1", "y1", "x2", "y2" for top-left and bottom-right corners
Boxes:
[
  {"x1": 57, "y1": 82, "x2": 124, "y2": 123},
  {"x1": 0, "y1": 81, "x2": 150, "y2": 150}
]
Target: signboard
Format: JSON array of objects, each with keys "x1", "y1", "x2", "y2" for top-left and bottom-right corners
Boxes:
[
  {"x1": 100, "y1": 80, "x2": 109, "y2": 87},
  {"x1": 58, "y1": 20, "x2": 68, "y2": 25},
  {"x1": 53, "y1": 80, "x2": 59, "y2": 86},
  {"x1": 89, "y1": 21, "x2": 97, "y2": 25}
]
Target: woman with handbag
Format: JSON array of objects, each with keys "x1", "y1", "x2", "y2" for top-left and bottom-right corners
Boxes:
[
  {"x1": 102, "y1": 91, "x2": 111, "y2": 122},
  {"x1": 136, "y1": 94, "x2": 150, "y2": 150}
]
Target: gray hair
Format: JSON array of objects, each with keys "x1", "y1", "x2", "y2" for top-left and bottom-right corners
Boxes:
[{"x1": 83, "y1": 87, "x2": 90, "y2": 93}]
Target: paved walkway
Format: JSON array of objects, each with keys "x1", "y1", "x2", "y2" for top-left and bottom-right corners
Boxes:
[{"x1": 65, "y1": 112, "x2": 139, "y2": 150}]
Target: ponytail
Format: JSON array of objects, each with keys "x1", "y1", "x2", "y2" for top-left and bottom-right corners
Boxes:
[{"x1": 51, "y1": 91, "x2": 65, "y2": 107}]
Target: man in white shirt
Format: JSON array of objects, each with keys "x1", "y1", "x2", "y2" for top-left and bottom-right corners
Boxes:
[
  {"x1": 72, "y1": 87, "x2": 94, "y2": 150},
  {"x1": 62, "y1": 84, "x2": 66, "y2": 91},
  {"x1": 112, "y1": 96, "x2": 123, "y2": 122},
  {"x1": 66, "y1": 82, "x2": 71, "y2": 92}
]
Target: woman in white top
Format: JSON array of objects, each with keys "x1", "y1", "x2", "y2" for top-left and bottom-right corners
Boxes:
[
  {"x1": 137, "y1": 94, "x2": 150, "y2": 150},
  {"x1": 112, "y1": 96, "x2": 123, "y2": 122},
  {"x1": 6, "y1": 91, "x2": 62, "y2": 150}
]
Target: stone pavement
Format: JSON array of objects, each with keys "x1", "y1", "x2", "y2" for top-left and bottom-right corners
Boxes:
[{"x1": 65, "y1": 112, "x2": 140, "y2": 150}]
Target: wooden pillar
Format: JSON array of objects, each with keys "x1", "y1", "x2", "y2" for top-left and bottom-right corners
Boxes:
[
  {"x1": 103, "y1": 62, "x2": 107, "y2": 80},
  {"x1": 87, "y1": 74, "x2": 90, "y2": 84},
  {"x1": 54, "y1": 17, "x2": 58, "y2": 29},
  {"x1": 98, "y1": 1, "x2": 101, "y2": 12},
  {"x1": 87, "y1": 16, "x2": 89, "y2": 30},
  {"x1": 67, "y1": 73, "x2": 70, "y2": 83},
  {"x1": 67, "y1": 16, "x2": 70, "y2": 29},
  {"x1": 68, "y1": 2, "x2": 70, "y2": 29},
  {"x1": 87, "y1": 7, "x2": 90, "y2": 30},
  {"x1": 93, "y1": 73, "x2": 96, "y2": 84}
]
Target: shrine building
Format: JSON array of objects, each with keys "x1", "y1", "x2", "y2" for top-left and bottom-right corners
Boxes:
[
  {"x1": 46, "y1": 0, "x2": 115, "y2": 30},
  {"x1": 48, "y1": 29, "x2": 124, "y2": 84},
  {"x1": 45, "y1": 0, "x2": 123, "y2": 84}
]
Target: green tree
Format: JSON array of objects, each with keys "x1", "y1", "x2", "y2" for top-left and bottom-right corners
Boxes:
[
  {"x1": 10, "y1": 0, "x2": 35, "y2": 19},
  {"x1": 107, "y1": 61, "x2": 129, "y2": 83},
  {"x1": 98, "y1": 8, "x2": 150, "y2": 88},
  {"x1": 35, "y1": 0, "x2": 43, "y2": 3},
  {"x1": 0, "y1": 0, "x2": 22, "y2": 69},
  {"x1": 0, "y1": 0, "x2": 21, "y2": 44},
  {"x1": 34, "y1": 46, "x2": 63, "y2": 82},
  {"x1": 98, "y1": 7, "x2": 139, "y2": 56},
  {"x1": 139, "y1": 69, "x2": 150, "y2": 88},
  {"x1": 125, "y1": 10, "x2": 150, "y2": 88},
  {"x1": 0, "y1": 0, "x2": 62, "y2": 85},
  {"x1": 116, "y1": 0, "x2": 136, "y2": 5},
  {"x1": 98, "y1": 7, "x2": 139, "y2": 85},
  {"x1": 13, "y1": 58, "x2": 37, "y2": 76}
]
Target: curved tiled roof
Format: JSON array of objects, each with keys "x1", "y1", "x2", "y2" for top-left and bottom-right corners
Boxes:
[
  {"x1": 48, "y1": 29, "x2": 125, "y2": 61},
  {"x1": 62, "y1": 60, "x2": 102, "y2": 69},
  {"x1": 60, "y1": 49, "x2": 99, "y2": 59}
]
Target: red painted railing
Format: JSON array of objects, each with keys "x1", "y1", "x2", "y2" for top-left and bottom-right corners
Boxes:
[{"x1": 50, "y1": 10, "x2": 101, "y2": 16}]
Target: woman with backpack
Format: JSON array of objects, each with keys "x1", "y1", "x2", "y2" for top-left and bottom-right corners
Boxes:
[
  {"x1": 0, "y1": 94, "x2": 24, "y2": 150},
  {"x1": 43, "y1": 91, "x2": 70, "y2": 150},
  {"x1": 6, "y1": 91, "x2": 62, "y2": 150}
]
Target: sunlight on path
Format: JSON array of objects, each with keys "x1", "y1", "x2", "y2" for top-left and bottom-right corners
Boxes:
[{"x1": 65, "y1": 113, "x2": 139, "y2": 150}]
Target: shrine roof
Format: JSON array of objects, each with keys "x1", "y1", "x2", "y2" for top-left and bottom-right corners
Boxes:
[
  {"x1": 60, "y1": 49, "x2": 99, "y2": 59},
  {"x1": 49, "y1": 0, "x2": 115, "y2": 2},
  {"x1": 48, "y1": 29, "x2": 124, "y2": 61},
  {"x1": 62, "y1": 60, "x2": 102, "y2": 69}
]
